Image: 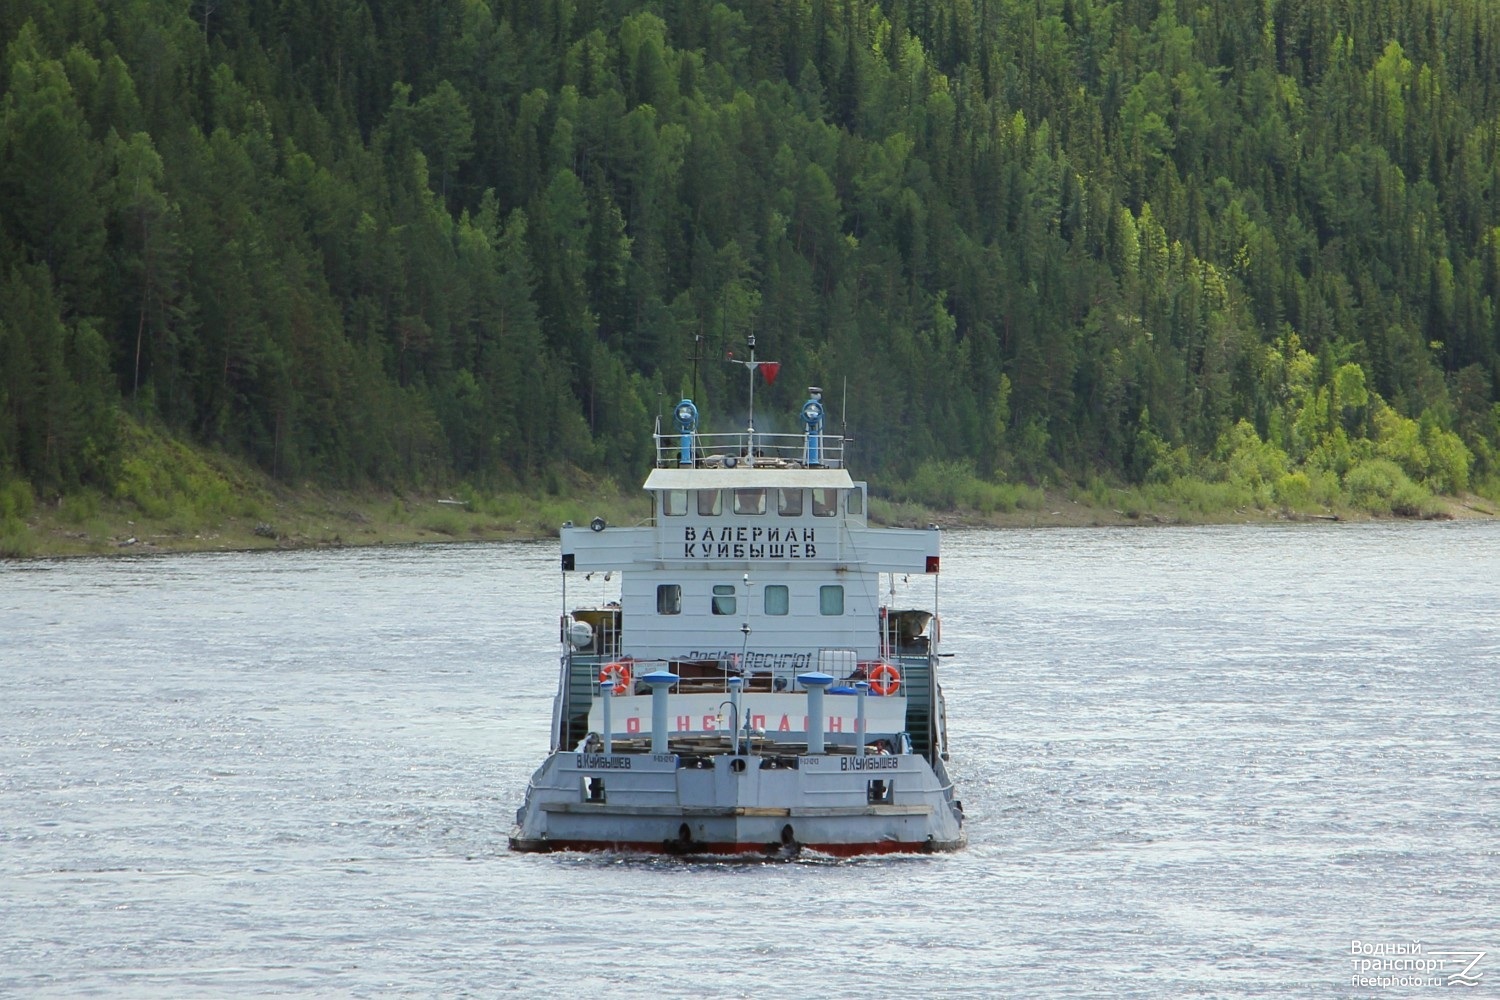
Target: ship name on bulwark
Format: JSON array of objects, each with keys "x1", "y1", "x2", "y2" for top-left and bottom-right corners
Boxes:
[
  {"x1": 841, "y1": 756, "x2": 898, "y2": 771},
  {"x1": 576, "y1": 754, "x2": 632, "y2": 769},
  {"x1": 682, "y1": 526, "x2": 818, "y2": 559}
]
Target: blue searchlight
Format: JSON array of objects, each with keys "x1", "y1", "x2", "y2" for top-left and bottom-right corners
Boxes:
[
  {"x1": 801, "y1": 389, "x2": 824, "y2": 466},
  {"x1": 674, "y1": 399, "x2": 698, "y2": 466}
]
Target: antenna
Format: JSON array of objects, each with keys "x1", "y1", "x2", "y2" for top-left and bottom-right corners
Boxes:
[
  {"x1": 842, "y1": 376, "x2": 849, "y2": 465},
  {"x1": 842, "y1": 376, "x2": 848, "y2": 437},
  {"x1": 690, "y1": 331, "x2": 706, "y2": 404}
]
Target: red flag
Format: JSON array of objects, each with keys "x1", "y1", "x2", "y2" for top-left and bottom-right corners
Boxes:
[{"x1": 759, "y1": 361, "x2": 780, "y2": 385}]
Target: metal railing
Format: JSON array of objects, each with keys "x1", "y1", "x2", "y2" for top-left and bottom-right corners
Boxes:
[
  {"x1": 653, "y1": 430, "x2": 846, "y2": 469},
  {"x1": 567, "y1": 651, "x2": 923, "y2": 696}
]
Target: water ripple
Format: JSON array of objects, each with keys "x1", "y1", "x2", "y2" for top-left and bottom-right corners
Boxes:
[{"x1": 2, "y1": 527, "x2": 1497, "y2": 996}]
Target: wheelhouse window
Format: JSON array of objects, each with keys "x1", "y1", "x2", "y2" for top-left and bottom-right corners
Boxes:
[
  {"x1": 777, "y1": 488, "x2": 803, "y2": 516},
  {"x1": 712, "y1": 584, "x2": 737, "y2": 615},
  {"x1": 764, "y1": 585, "x2": 789, "y2": 616},
  {"x1": 734, "y1": 488, "x2": 766, "y2": 515},
  {"x1": 812, "y1": 488, "x2": 837, "y2": 517},
  {"x1": 657, "y1": 584, "x2": 682, "y2": 615},
  {"x1": 819, "y1": 585, "x2": 844, "y2": 615},
  {"x1": 697, "y1": 489, "x2": 723, "y2": 516},
  {"x1": 847, "y1": 487, "x2": 864, "y2": 515},
  {"x1": 662, "y1": 490, "x2": 687, "y2": 516}
]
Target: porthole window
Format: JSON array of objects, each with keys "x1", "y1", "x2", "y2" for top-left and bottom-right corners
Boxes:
[
  {"x1": 819, "y1": 585, "x2": 844, "y2": 615},
  {"x1": 712, "y1": 584, "x2": 737, "y2": 616}
]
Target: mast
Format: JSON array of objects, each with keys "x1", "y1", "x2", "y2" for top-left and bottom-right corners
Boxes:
[
  {"x1": 746, "y1": 333, "x2": 757, "y2": 446},
  {"x1": 727, "y1": 333, "x2": 778, "y2": 458}
]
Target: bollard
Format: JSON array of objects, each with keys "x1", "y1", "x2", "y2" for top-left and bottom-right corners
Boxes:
[
  {"x1": 641, "y1": 671, "x2": 679, "y2": 754},
  {"x1": 855, "y1": 680, "x2": 869, "y2": 757},
  {"x1": 797, "y1": 672, "x2": 834, "y2": 754},
  {"x1": 727, "y1": 677, "x2": 745, "y2": 755},
  {"x1": 598, "y1": 680, "x2": 614, "y2": 755}
]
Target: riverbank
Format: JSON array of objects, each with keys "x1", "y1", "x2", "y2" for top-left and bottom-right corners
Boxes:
[
  {"x1": 0, "y1": 482, "x2": 653, "y2": 560},
  {"x1": 7, "y1": 409, "x2": 1499, "y2": 560},
  {"x1": 6, "y1": 478, "x2": 1497, "y2": 560},
  {"x1": 873, "y1": 487, "x2": 1499, "y2": 531}
]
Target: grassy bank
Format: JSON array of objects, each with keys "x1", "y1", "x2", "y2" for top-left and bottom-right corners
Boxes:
[
  {"x1": 869, "y1": 458, "x2": 1500, "y2": 530},
  {"x1": 6, "y1": 437, "x2": 1499, "y2": 561},
  {"x1": 11, "y1": 472, "x2": 1495, "y2": 562},
  {"x1": 3, "y1": 485, "x2": 651, "y2": 560},
  {"x1": 0, "y1": 423, "x2": 650, "y2": 560}
]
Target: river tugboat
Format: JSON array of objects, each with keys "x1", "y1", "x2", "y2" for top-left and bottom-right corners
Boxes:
[{"x1": 510, "y1": 354, "x2": 964, "y2": 856}]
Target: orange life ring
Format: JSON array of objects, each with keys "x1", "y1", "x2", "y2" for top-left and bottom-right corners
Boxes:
[
  {"x1": 598, "y1": 660, "x2": 632, "y2": 695},
  {"x1": 868, "y1": 662, "x2": 902, "y2": 696}
]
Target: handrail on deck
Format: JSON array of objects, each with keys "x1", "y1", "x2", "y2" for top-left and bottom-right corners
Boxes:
[
  {"x1": 653, "y1": 429, "x2": 845, "y2": 469},
  {"x1": 572, "y1": 653, "x2": 908, "y2": 696}
]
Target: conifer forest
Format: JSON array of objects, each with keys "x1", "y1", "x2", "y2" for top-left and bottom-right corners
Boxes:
[{"x1": 3, "y1": 0, "x2": 1500, "y2": 518}]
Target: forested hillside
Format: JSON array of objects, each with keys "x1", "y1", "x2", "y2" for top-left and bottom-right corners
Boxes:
[{"x1": 3, "y1": 0, "x2": 1499, "y2": 519}]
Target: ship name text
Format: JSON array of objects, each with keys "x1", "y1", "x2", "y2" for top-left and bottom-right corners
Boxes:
[
  {"x1": 682, "y1": 525, "x2": 818, "y2": 559},
  {"x1": 575, "y1": 754, "x2": 632, "y2": 769},
  {"x1": 840, "y1": 756, "x2": 898, "y2": 771}
]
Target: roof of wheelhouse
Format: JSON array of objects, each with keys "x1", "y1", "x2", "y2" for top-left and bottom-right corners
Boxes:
[{"x1": 642, "y1": 468, "x2": 855, "y2": 490}]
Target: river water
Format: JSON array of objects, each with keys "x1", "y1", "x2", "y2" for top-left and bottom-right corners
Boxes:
[{"x1": 2, "y1": 523, "x2": 1496, "y2": 997}]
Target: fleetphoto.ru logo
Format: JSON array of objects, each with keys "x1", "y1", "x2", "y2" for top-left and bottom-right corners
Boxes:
[{"x1": 1350, "y1": 940, "x2": 1486, "y2": 988}]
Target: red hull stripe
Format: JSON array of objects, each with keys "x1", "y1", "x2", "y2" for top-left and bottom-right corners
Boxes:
[{"x1": 510, "y1": 838, "x2": 960, "y2": 857}]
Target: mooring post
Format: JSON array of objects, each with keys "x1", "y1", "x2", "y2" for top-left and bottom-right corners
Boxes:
[
  {"x1": 798, "y1": 672, "x2": 834, "y2": 754},
  {"x1": 855, "y1": 680, "x2": 869, "y2": 757},
  {"x1": 598, "y1": 680, "x2": 614, "y2": 755},
  {"x1": 642, "y1": 671, "x2": 679, "y2": 754},
  {"x1": 727, "y1": 676, "x2": 745, "y2": 755}
]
